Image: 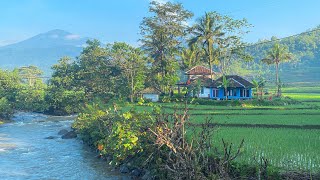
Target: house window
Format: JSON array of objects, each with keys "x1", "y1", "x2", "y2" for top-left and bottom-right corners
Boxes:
[
  {"x1": 212, "y1": 89, "x2": 218, "y2": 97},
  {"x1": 233, "y1": 89, "x2": 237, "y2": 96},
  {"x1": 201, "y1": 87, "x2": 204, "y2": 94},
  {"x1": 240, "y1": 89, "x2": 244, "y2": 97},
  {"x1": 246, "y1": 89, "x2": 250, "y2": 97}
]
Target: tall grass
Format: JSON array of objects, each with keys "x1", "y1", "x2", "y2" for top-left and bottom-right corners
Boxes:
[{"x1": 211, "y1": 127, "x2": 320, "y2": 172}]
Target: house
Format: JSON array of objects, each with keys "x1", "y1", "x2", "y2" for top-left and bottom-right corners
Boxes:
[
  {"x1": 176, "y1": 66, "x2": 216, "y2": 94},
  {"x1": 185, "y1": 65, "x2": 216, "y2": 80},
  {"x1": 205, "y1": 75, "x2": 253, "y2": 100},
  {"x1": 178, "y1": 66, "x2": 253, "y2": 100},
  {"x1": 141, "y1": 88, "x2": 160, "y2": 102},
  {"x1": 188, "y1": 76, "x2": 213, "y2": 98}
]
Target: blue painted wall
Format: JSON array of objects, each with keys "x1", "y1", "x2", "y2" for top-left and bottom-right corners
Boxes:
[{"x1": 210, "y1": 87, "x2": 252, "y2": 100}]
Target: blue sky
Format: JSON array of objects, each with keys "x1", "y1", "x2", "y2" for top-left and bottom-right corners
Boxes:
[{"x1": 0, "y1": 0, "x2": 319, "y2": 46}]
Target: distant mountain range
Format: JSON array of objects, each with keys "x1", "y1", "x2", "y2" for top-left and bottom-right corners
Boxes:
[{"x1": 0, "y1": 29, "x2": 89, "y2": 73}]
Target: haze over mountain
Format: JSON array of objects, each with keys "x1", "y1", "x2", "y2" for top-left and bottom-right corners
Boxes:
[
  {"x1": 0, "y1": 29, "x2": 89, "y2": 73},
  {"x1": 246, "y1": 26, "x2": 320, "y2": 84}
]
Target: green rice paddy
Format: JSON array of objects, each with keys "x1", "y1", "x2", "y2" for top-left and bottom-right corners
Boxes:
[{"x1": 135, "y1": 86, "x2": 320, "y2": 172}]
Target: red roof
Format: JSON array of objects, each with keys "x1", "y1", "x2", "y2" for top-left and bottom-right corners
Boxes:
[{"x1": 185, "y1": 66, "x2": 213, "y2": 75}]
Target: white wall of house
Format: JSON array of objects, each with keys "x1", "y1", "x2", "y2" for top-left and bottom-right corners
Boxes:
[
  {"x1": 143, "y1": 94, "x2": 159, "y2": 102},
  {"x1": 198, "y1": 87, "x2": 211, "y2": 98}
]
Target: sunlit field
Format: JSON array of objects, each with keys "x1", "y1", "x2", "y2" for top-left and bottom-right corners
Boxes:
[{"x1": 135, "y1": 86, "x2": 320, "y2": 172}]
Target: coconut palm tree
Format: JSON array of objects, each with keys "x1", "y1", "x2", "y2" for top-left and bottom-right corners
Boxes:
[
  {"x1": 252, "y1": 80, "x2": 260, "y2": 99},
  {"x1": 258, "y1": 79, "x2": 266, "y2": 100},
  {"x1": 180, "y1": 44, "x2": 203, "y2": 71},
  {"x1": 252, "y1": 79, "x2": 266, "y2": 100},
  {"x1": 218, "y1": 75, "x2": 230, "y2": 100},
  {"x1": 189, "y1": 12, "x2": 225, "y2": 80},
  {"x1": 261, "y1": 43, "x2": 293, "y2": 97}
]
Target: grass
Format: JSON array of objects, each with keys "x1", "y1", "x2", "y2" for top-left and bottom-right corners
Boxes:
[
  {"x1": 190, "y1": 114, "x2": 320, "y2": 126},
  {"x1": 282, "y1": 87, "x2": 320, "y2": 93},
  {"x1": 209, "y1": 127, "x2": 320, "y2": 172},
  {"x1": 126, "y1": 85, "x2": 320, "y2": 172}
]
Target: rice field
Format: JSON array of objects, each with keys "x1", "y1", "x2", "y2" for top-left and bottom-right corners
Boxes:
[
  {"x1": 136, "y1": 86, "x2": 320, "y2": 172},
  {"x1": 211, "y1": 127, "x2": 320, "y2": 172}
]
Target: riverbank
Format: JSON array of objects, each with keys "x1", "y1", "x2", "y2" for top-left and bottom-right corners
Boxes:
[{"x1": 0, "y1": 119, "x2": 12, "y2": 125}]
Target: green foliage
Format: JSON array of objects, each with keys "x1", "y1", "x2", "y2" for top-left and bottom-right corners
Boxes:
[
  {"x1": 0, "y1": 69, "x2": 20, "y2": 102},
  {"x1": 73, "y1": 102, "x2": 154, "y2": 165},
  {"x1": 45, "y1": 57, "x2": 85, "y2": 115},
  {"x1": 15, "y1": 83, "x2": 48, "y2": 112},
  {"x1": 0, "y1": 97, "x2": 14, "y2": 120},
  {"x1": 18, "y1": 65, "x2": 43, "y2": 86},
  {"x1": 0, "y1": 68, "x2": 48, "y2": 115},
  {"x1": 261, "y1": 43, "x2": 293, "y2": 96},
  {"x1": 140, "y1": 1, "x2": 193, "y2": 93},
  {"x1": 189, "y1": 11, "x2": 251, "y2": 76},
  {"x1": 191, "y1": 97, "x2": 300, "y2": 106},
  {"x1": 247, "y1": 27, "x2": 320, "y2": 84},
  {"x1": 46, "y1": 88, "x2": 85, "y2": 115}
]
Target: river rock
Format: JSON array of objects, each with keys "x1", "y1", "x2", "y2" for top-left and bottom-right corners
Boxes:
[
  {"x1": 141, "y1": 170, "x2": 152, "y2": 180},
  {"x1": 58, "y1": 129, "x2": 69, "y2": 135},
  {"x1": 119, "y1": 165, "x2": 130, "y2": 174},
  {"x1": 131, "y1": 168, "x2": 143, "y2": 177},
  {"x1": 45, "y1": 136, "x2": 57, "y2": 139},
  {"x1": 61, "y1": 131, "x2": 77, "y2": 139}
]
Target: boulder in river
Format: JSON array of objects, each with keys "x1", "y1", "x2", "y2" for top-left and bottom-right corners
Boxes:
[
  {"x1": 131, "y1": 168, "x2": 143, "y2": 177},
  {"x1": 61, "y1": 131, "x2": 77, "y2": 139},
  {"x1": 58, "y1": 129, "x2": 69, "y2": 135},
  {"x1": 45, "y1": 136, "x2": 57, "y2": 139},
  {"x1": 119, "y1": 165, "x2": 130, "y2": 174}
]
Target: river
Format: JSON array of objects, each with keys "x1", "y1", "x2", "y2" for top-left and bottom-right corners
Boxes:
[{"x1": 0, "y1": 112, "x2": 126, "y2": 180}]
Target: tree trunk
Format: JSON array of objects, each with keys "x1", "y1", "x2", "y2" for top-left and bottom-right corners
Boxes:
[
  {"x1": 130, "y1": 71, "x2": 134, "y2": 103},
  {"x1": 225, "y1": 88, "x2": 228, "y2": 100},
  {"x1": 275, "y1": 62, "x2": 280, "y2": 97}
]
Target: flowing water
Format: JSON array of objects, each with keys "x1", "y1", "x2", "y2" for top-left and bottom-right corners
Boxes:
[{"x1": 0, "y1": 112, "x2": 126, "y2": 180}]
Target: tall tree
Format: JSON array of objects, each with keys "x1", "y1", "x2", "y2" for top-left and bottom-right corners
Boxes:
[
  {"x1": 190, "y1": 12, "x2": 251, "y2": 77},
  {"x1": 261, "y1": 43, "x2": 293, "y2": 97},
  {"x1": 111, "y1": 42, "x2": 147, "y2": 102},
  {"x1": 220, "y1": 75, "x2": 230, "y2": 100},
  {"x1": 18, "y1": 65, "x2": 43, "y2": 86},
  {"x1": 189, "y1": 12, "x2": 225, "y2": 80},
  {"x1": 179, "y1": 44, "x2": 204, "y2": 71},
  {"x1": 140, "y1": 1, "x2": 193, "y2": 93},
  {"x1": 78, "y1": 39, "x2": 117, "y2": 100}
]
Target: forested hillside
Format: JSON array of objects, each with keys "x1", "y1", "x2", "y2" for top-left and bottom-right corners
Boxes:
[{"x1": 246, "y1": 26, "x2": 320, "y2": 85}]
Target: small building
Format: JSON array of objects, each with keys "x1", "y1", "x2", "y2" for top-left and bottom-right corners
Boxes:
[
  {"x1": 189, "y1": 76, "x2": 213, "y2": 98},
  {"x1": 209, "y1": 75, "x2": 253, "y2": 100},
  {"x1": 141, "y1": 88, "x2": 160, "y2": 102},
  {"x1": 177, "y1": 66, "x2": 216, "y2": 94},
  {"x1": 185, "y1": 65, "x2": 216, "y2": 80}
]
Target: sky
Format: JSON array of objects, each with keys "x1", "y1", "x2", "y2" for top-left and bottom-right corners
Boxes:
[{"x1": 0, "y1": 0, "x2": 320, "y2": 47}]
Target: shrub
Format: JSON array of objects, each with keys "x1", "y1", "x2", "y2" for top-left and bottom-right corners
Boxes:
[
  {"x1": 73, "y1": 102, "x2": 154, "y2": 165},
  {"x1": 0, "y1": 97, "x2": 14, "y2": 120}
]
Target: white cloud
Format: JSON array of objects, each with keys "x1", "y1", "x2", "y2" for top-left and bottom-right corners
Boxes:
[
  {"x1": 0, "y1": 39, "x2": 19, "y2": 47},
  {"x1": 65, "y1": 34, "x2": 81, "y2": 40},
  {"x1": 150, "y1": 0, "x2": 170, "y2": 4}
]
